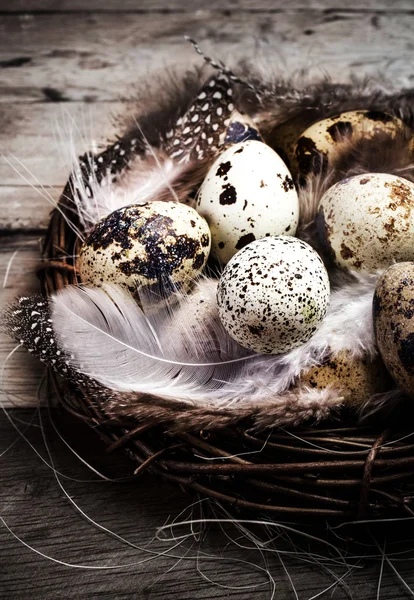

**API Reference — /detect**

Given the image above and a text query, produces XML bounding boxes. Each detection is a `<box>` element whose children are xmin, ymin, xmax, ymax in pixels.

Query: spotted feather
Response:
<box><xmin>66</xmin><ymin>134</ymin><xmax>145</xmax><ymax>233</ymax></box>
<box><xmin>3</xmin><ymin>295</ymin><xmax>94</xmax><ymax>389</ymax></box>
<box><xmin>164</xmin><ymin>74</ymin><xmax>235</xmax><ymax>163</ymax></box>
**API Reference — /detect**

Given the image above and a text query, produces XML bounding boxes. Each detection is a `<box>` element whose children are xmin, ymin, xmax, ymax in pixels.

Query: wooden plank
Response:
<box><xmin>1</xmin><ymin>407</ymin><xmax>414</xmax><ymax>599</ymax></box>
<box><xmin>1</xmin><ymin>8</ymin><xmax>414</xmax><ymax>231</ymax></box>
<box><xmin>0</xmin><ymin>235</ymin><xmax>44</xmax><ymax>407</ymax></box>
<box><xmin>0</xmin><ymin>101</ymin><xmax>128</xmax><ymax>230</ymax></box>
<box><xmin>3</xmin><ymin>0</ymin><xmax>414</xmax><ymax>12</ymax></box>
<box><xmin>0</xmin><ymin>186</ymin><xmax>57</xmax><ymax>230</ymax></box>
<box><xmin>0</xmin><ymin>12</ymin><xmax>413</xmax><ymax>104</ymax></box>
<box><xmin>0</xmin><ymin>102</ymin><xmax>125</xmax><ymax>188</ymax></box>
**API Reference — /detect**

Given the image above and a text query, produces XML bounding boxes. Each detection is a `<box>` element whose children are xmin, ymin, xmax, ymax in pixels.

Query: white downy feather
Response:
<box><xmin>51</xmin><ymin>271</ymin><xmax>379</xmax><ymax>410</ymax></box>
<box><xmin>70</xmin><ymin>150</ymin><xmax>193</xmax><ymax>234</ymax></box>
<box><xmin>52</xmin><ymin>282</ymin><xmax>255</xmax><ymax>405</ymax></box>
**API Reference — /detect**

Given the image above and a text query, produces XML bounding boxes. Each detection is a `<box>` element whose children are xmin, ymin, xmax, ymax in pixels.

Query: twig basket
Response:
<box><xmin>36</xmin><ymin>70</ymin><xmax>414</xmax><ymax>522</ymax></box>
<box><xmin>39</xmin><ymin>202</ymin><xmax>414</xmax><ymax>521</ymax></box>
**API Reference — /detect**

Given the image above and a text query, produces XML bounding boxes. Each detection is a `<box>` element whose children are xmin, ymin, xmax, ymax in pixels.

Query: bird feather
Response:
<box><xmin>51</xmin><ymin>283</ymin><xmax>257</xmax><ymax>404</ymax></box>
<box><xmin>48</xmin><ymin>272</ymin><xmax>380</xmax><ymax>410</ymax></box>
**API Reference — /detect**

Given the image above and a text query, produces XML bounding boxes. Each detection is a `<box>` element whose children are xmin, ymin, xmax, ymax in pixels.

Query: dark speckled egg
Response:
<box><xmin>374</xmin><ymin>262</ymin><xmax>414</xmax><ymax>397</ymax></box>
<box><xmin>299</xmin><ymin>350</ymin><xmax>391</xmax><ymax>407</ymax></box>
<box><xmin>295</xmin><ymin>110</ymin><xmax>406</xmax><ymax>180</ymax></box>
<box><xmin>217</xmin><ymin>236</ymin><xmax>330</xmax><ymax>354</ymax></box>
<box><xmin>79</xmin><ymin>201</ymin><xmax>211</xmax><ymax>297</ymax></box>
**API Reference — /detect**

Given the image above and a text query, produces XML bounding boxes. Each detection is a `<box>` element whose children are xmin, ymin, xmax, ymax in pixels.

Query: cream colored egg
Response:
<box><xmin>79</xmin><ymin>201</ymin><xmax>211</xmax><ymax>298</ymax></box>
<box><xmin>299</xmin><ymin>350</ymin><xmax>391</xmax><ymax>407</ymax></box>
<box><xmin>374</xmin><ymin>262</ymin><xmax>414</xmax><ymax>397</ymax></box>
<box><xmin>317</xmin><ymin>173</ymin><xmax>414</xmax><ymax>271</ymax></box>
<box><xmin>295</xmin><ymin>110</ymin><xmax>406</xmax><ymax>179</ymax></box>
<box><xmin>217</xmin><ymin>236</ymin><xmax>330</xmax><ymax>354</ymax></box>
<box><xmin>196</xmin><ymin>140</ymin><xmax>299</xmax><ymax>264</ymax></box>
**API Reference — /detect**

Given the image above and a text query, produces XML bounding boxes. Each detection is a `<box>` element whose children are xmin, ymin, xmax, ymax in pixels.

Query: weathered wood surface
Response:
<box><xmin>1</xmin><ymin>407</ymin><xmax>414</xmax><ymax>600</ymax></box>
<box><xmin>0</xmin><ymin>236</ymin><xmax>44</xmax><ymax>407</ymax></box>
<box><xmin>1</xmin><ymin>11</ymin><xmax>414</xmax><ymax>231</ymax></box>
<box><xmin>4</xmin><ymin>0</ymin><xmax>414</xmax><ymax>11</ymax></box>
<box><xmin>2</xmin><ymin>3</ymin><xmax>414</xmax><ymax>597</ymax></box>
<box><xmin>0</xmin><ymin>103</ymin><xmax>125</xmax><ymax>184</ymax></box>
<box><xmin>1</xmin><ymin>11</ymin><xmax>413</xmax><ymax>106</ymax></box>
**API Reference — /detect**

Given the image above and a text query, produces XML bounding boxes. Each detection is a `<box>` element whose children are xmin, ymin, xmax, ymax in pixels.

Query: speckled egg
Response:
<box><xmin>373</xmin><ymin>262</ymin><xmax>414</xmax><ymax>397</ymax></box>
<box><xmin>196</xmin><ymin>140</ymin><xmax>299</xmax><ymax>264</ymax></box>
<box><xmin>217</xmin><ymin>236</ymin><xmax>330</xmax><ymax>354</ymax></box>
<box><xmin>295</xmin><ymin>110</ymin><xmax>406</xmax><ymax>179</ymax></box>
<box><xmin>317</xmin><ymin>173</ymin><xmax>414</xmax><ymax>271</ymax></box>
<box><xmin>299</xmin><ymin>350</ymin><xmax>391</xmax><ymax>407</ymax></box>
<box><xmin>262</xmin><ymin>110</ymin><xmax>319</xmax><ymax>177</ymax></box>
<box><xmin>79</xmin><ymin>201</ymin><xmax>211</xmax><ymax>297</ymax></box>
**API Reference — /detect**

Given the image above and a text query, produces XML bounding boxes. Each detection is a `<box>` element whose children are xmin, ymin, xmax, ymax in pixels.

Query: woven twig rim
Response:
<box><xmin>36</xmin><ymin>198</ymin><xmax>414</xmax><ymax>521</ymax></box>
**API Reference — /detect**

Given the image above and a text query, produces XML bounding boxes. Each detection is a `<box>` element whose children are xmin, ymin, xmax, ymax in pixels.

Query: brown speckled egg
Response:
<box><xmin>373</xmin><ymin>262</ymin><xmax>414</xmax><ymax>397</ymax></box>
<box><xmin>300</xmin><ymin>350</ymin><xmax>391</xmax><ymax>407</ymax></box>
<box><xmin>261</xmin><ymin>111</ymin><xmax>319</xmax><ymax>177</ymax></box>
<box><xmin>79</xmin><ymin>201</ymin><xmax>211</xmax><ymax>296</ymax></box>
<box><xmin>317</xmin><ymin>173</ymin><xmax>414</xmax><ymax>272</ymax></box>
<box><xmin>217</xmin><ymin>236</ymin><xmax>330</xmax><ymax>354</ymax></box>
<box><xmin>295</xmin><ymin>110</ymin><xmax>406</xmax><ymax>179</ymax></box>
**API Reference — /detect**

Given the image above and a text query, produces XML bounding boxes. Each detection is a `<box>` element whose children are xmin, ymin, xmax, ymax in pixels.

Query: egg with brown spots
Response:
<box><xmin>196</xmin><ymin>140</ymin><xmax>299</xmax><ymax>264</ymax></box>
<box><xmin>317</xmin><ymin>173</ymin><xmax>414</xmax><ymax>272</ymax></box>
<box><xmin>295</xmin><ymin>110</ymin><xmax>406</xmax><ymax>180</ymax></box>
<box><xmin>79</xmin><ymin>201</ymin><xmax>211</xmax><ymax>298</ymax></box>
<box><xmin>217</xmin><ymin>236</ymin><xmax>330</xmax><ymax>354</ymax></box>
<box><xmin>374</xmin><ymin>262</ymin><xmax>414</xmax><ymax>397</ymax></box>
<box><xmin>299</xmin><ymin>350</ymin><xmax>391</xmax><ymax>407</ymax></box>
<box><xmin>261</xmin><ymin>110</ymin><xmax>319</xmax><ymax>178</ymax></box>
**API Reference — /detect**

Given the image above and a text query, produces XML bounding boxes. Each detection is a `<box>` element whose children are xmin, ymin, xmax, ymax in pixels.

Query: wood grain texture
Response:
<box><xmin>0</xmin><ymin>102</ymin><xmax>126</xmax><ymax>230</ymax></box>
<box><xmin>0</xmin><ymin>186</ymin><xmax>57</xmax><ymax>230</ymax></box>
<box><xmin>1</xmin><ymin>408</ymin><xmax>414</xmax><ymax>600</ymax></box>
<box><xmin>0</xmin><ymin>11</ymin><xmax>413</xmax><ymax>105</ymax></box>
<box><xmin>3</xmin><ymin>0</ymin><xmax>414</xmax><ymax>12</ymax></box>
<box><xmin>2</xmin><ymin>10</ymin><xmax>414</xmax><ymax>231</ymax></box>
<box><xmin>0</xmin><ymin>103</ymin><xmax>125</xmax><ymax>185</ymax></box>
<box><xmin>0</xmin><ymin>235</ymin><xmax>44</xmax><ymax>407</ymax></box>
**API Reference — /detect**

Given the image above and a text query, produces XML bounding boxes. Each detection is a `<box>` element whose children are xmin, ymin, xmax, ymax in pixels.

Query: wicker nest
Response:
<box><xmin>28</xmin><ymin>69</ymin><xmax>414</xmax><ymax>522</ymax></box>
<box><xmin>38</xmin><ymin>196</ymin><xmax>414</xmax><ymax>522</ymax></box>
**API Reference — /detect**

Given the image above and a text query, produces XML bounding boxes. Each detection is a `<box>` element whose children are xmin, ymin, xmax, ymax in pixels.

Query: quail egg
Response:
<box><xmin>299</xmin><ymin>350</ymin><xmax>391</xmax><ymax>407</ymax></box>
<box><xmin>79</xmin><ymin>201</ymin><xmax>211</xmax><ymax>298</ymax></box>
<box><xmin>295</xmin><ymin>110</ymin><xmax>406</xmax><ymax>179</ymax></box>
<box><xmin>374</xmin><ymin>262</ymin><xmax>414</xmax><ymax>397</ymax></box>
<box><xmin>197</xmin><ymin>140</ymin><xmax>299</xmax><ymax>264</ymax></box>
<box><xmin>317</xmin><ymin>173</ymin><xmax>414</xmax><ymax>271</ymax></box>
<box><xmin>217</xmin><ymin>236</ymin><xmax>330</xmax><ymax>354</ymax></box>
